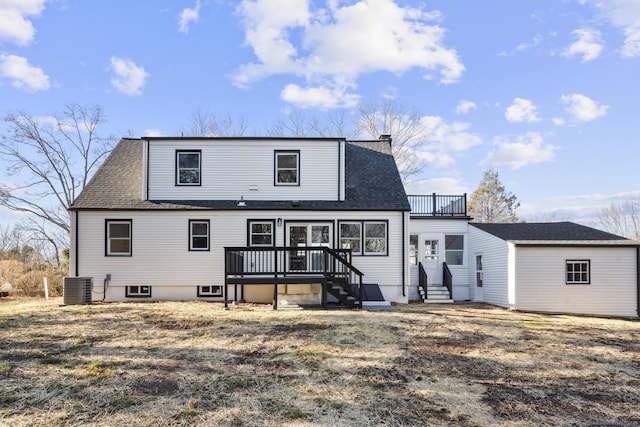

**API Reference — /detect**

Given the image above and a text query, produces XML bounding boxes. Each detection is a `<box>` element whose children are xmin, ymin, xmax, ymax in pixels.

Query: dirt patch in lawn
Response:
<box><xmin>1</xmin><ymin>299</ymin><xmax>638</xmax><ymax>426</ymax></box>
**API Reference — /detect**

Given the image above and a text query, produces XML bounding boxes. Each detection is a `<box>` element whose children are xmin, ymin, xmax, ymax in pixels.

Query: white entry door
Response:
<box><xmin>287</xmin><ymin>223</ymin><xmax>332</xmax><ymax>271</ymax></box>
<box><xmin>420</xmin><ymin>235</ymin><xmax>442</xmax><ymax>285</ymax></box>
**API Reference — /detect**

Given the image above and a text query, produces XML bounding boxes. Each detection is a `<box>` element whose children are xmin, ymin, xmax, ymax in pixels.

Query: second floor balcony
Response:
<box><xmin>408</xmin><ymin>194</ymin><xmax>468</xmax><ymax>217</ymax></box>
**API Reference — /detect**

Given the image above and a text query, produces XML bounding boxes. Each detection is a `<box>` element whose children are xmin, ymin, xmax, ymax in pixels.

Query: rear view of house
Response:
<box><xmin>69</xmin><ymin>136</ymin><xmax>411</xmax><ymax>307</ymax></box>
<box><xmin>469</xmin><ymin>222</ymin><xmax>640</xmax><ymax>317</ymax></box>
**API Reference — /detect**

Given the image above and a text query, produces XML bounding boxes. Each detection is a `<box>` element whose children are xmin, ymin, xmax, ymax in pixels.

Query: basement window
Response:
<box><xmin>197</xmin><ymin>285</ymin><xmax>223</xmax><ymax>297</ymax></box>
<box><xmin>566</xmin><ymin>260</ymin><xmax>590</xmax><ymax>284</ymax></box>
<box><xmin>126</xmin><ymin>285</ymin><xmax>151</xmax><ymax>298</ymax></box>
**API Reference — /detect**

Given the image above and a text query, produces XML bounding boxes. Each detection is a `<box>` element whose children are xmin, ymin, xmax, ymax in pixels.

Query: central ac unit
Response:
<box><xmin>63</xmin><ymin>277</ymin><xmax>93</xmax><ymax>305</ymax></box>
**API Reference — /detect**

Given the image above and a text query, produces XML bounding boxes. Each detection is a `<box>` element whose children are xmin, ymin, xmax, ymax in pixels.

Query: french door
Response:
<box><xmin>287</xmin><ymin>223</ymin><xmax>332</xmax><ymax>272</ymax></box>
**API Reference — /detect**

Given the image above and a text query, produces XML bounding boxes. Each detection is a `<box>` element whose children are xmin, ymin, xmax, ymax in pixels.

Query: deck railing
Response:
<box><xmin>408</xmin><ymin>194</ymin><xmax>467</xmax><ymax>217</ymax></box>
<box><xmin>224</xmin><ymin>246</ymin><xmax>364</xmax><ymax>308</ymax></box>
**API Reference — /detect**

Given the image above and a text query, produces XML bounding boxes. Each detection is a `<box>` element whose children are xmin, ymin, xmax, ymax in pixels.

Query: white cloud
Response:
<box><xmin>178</xmin><ymin>0</ymin><xmax>201</xmax><ymax>34</ymax></box>
<box><xmin>0</xmin><ymin>0</ymin><xmax>47</xmax><ymax>46</ymax></box>
<box><xmin>0</xmin><ymin>54</ymin><xmax>49</xmax><ymax>91</ymax></box>
<box><xmin>281</xmin><ymin>83</ymin><xmax>360</xmax><ymax>109</ymax></box>
<box><xmin>581</xmin><ymin>0</ymin><xmax>640</xmax><ymax>57</ymax></box>
<box><xmin>481</xmin><ymin>132</ymin><xmax>558</xmax><ymax>170</ymax></box>
<box><xmin>455</xmin><ymin>100</ymin><xmax>476</xmax><ymax>115</ymax></box>
<box><xmin>411</xmin><ymin>116</ymin><xmax>482</xmax><ymax>168</ymax></box>
<box><xmin>561</xmin><ymin>28</ymin><xmax>603</xmax><ymax>62</ymax></box>
<box><xmin>144</xmin><ymin>129</ymin><xmax>163</xmax><ymax>137</ymax></box>
<box><xmin>516</xmin><ymin>34</ymin><xmax>543</xmax><ymax>52</ymax></box>
<box><xmin>234</xmin><ymin>0</ymin><xmax>464</xmax><ymax>109</ymax></box>
<box><xmin>505</xmin><ymin>98</ymin><xmax>541</xmax><ymax>123</ymax></box>
<box><xmin>110</xmin><ymin>57</ymin><xmax>149</xmax><ymax>96</ymax></box>
<box><xmin>560</xmin><ymin>93</ymin><xmax>609</xmax><ymax>122</ymax></box>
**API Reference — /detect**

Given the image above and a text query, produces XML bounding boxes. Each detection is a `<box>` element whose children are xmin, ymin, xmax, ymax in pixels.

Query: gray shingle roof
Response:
<box><xmin>471</xmin><ymin>222</ymin><xmax>637</xmax><ymax>245</ymax></box>
<box><xmin>70</xmin><ymin>137</ymin><xmax>410</xmax><ymax>211</ymax></box>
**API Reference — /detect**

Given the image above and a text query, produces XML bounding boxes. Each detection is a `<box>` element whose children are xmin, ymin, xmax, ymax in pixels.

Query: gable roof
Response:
<box><xmin>470</xmin><ymin>222</ymin><xmax>638</xmax><ymax>246</ymax></box>
<box><xmin>70</xmin><ymin>137</ymin><xmax>410</xmax><ymax>211</ymax></box>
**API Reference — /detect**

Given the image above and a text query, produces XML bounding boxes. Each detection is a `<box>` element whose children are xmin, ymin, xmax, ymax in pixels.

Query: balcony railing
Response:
<box><xmin>408</xmin><ymin>194</ymin><xmax>467</xmax><ymax>217</ymax></box>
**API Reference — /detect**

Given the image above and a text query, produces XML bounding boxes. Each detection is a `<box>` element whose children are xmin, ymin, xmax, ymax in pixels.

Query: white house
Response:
<box><xmin>69</xmin><ymin>136</ymin><xmax>412</xmax><ymax>308</ymax></box>
<box><xmin>67</xmin><ymin>135</ymin><xmax>640</xmax><ymax>317</ymax></box>
<box><xmin>469</xmin><ymin>222</ymin><xmax>640</xmax><ymax>317</ymax></box>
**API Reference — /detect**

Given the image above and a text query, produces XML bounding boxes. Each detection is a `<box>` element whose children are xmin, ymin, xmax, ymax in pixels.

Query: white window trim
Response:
<box><xmin>275</xmin><ymin>151</ymin><xmax>300</xmax><ymax>186</ymax></box>
<box><xmin>566</xmin><ymin>260</ymin><xmax>590</xmax><ymax>285</ymax></box>
<box><xmin>176</xmin><ymin>150</ymin><xmax>201</xmax><ymax>186</ymax></box>
<box><xmin>249</xmin><ymin>221</ymin><xmax>274</xmax><ymax>247</ymax></box>
<box><xmin>106</xmin><ymin>220</ymin><xmax>131</xmax><ymax>256</ymax></box>
<box><xmin>189</xmin><ymin>220</ymin><xmax>210</xmax><ymax>251</ymax></box>
<box><xmin>197</xmin><ymin>285</ymin><xmax>223</xmax><ymax>297</ymax></box>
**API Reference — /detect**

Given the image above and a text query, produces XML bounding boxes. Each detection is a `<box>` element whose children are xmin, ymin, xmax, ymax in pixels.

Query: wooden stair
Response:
<box><xmin>327</xmin><ymin>280</ymin><xmax>360</xmax><ymax>308</ymax></box>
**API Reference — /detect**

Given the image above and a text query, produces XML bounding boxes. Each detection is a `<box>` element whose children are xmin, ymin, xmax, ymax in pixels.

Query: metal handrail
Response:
<box><xmin>443</xmin><ymin>262</ymin><xmax>453</xmax><ymax>299</ymax></box>
<box><xmin>418</xmin><ymin>262</ymin><xmax>428</xmax><ymax>299</ymax></box>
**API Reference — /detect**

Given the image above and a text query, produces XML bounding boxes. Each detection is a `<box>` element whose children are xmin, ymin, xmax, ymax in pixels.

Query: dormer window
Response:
<box><xmin>274</xmin><ymin>151</ymin><xmax>299</xmax><ymax>186</ymax></box>
<box><xmin>176</xmin><ymin>150</ymin><xmax>201</xmax><ymax>185</ymax></box>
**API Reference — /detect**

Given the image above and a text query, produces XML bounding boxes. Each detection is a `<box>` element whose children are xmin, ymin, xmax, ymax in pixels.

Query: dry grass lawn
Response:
<box><xmin>1</xmin><ymin>299</ymin><xmax>639</xmax><ymax>426</ymax></box>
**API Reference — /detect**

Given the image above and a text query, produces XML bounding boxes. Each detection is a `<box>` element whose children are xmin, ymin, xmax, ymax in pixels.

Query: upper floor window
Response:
<box><xmin>106</xmin><ymin>220</ymin><xmax>131</xmax><ymax>256</ymax></box>
<box><xmin>445</xmin><ymin>235</ymin><xmax>464</xmax><ymax>265</ymax></box>
<box><xmin>275</xmin><ymin>151</ymin><xmax>299</xmax><ymax>186</ymax></box>
<box><xmin>189</xmin><ymin>220</ymin><xmax>210</xmax><ymax>251</ymax></box>
<box><xmin>248</xmin><ymin>220</ymin><xmax>274</xmax><ymax>246</ymax></box>
<box><xmin>566</xmin><ymin>260</ymin><xmax>590</xmax><ymax>284</ymax></box>
<box><xmin>176</xmin><ymin>150</ymin><xmax>201</xmax><ymax>185</ymax></box>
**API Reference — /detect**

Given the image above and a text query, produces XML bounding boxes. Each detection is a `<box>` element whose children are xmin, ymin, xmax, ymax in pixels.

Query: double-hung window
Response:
<box><xmin>274</xmin><ymin>151</ymin><xmax>299</xmax><ymax>185</ymax></box>
<box><xmin>106</xmin><ymin>220</ymin><xmax>131</xmax><ymax>256</ymax></box>
<box><xmin>339</xmin><ymin>222</ymin><xmax>362</xmax><ymax>252</ymax></box>
<box><xmin>445</xmin><ymin>235</ymin><xmax>464</xmax><ymax>265</ymax></box>
<box><xmin>338</xmin><ymin>221</ymin><xmax>387</xmax><ymax>255</ymax></box>
<box><xmin>364</xmin><ymin>222</ymin><xmax>387</xmax><ymax>255</ymax></box>
<box><xmin>566</xmin><ymin>260</ymin><xmax>590</xmax><ymax>284</ymax></box>
<box><xmin>176</xmin><ymin>150</ymin><xmax>201</xmax><ymax>185</ymax></box>
<box><xmin>189</xmin><ymin>220</ymin><xmax>210</xmax><ymax>251</ymax></box>
<box><xmin>249</xmin><ymin>221</ymin><xmax>274</xmax><ymax>246</ymax></box>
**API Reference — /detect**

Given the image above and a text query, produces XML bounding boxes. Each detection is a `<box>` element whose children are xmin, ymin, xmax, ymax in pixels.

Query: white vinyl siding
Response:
<box><xmin>514</xmin><ymin>247</ymin><xmax>637</xmax><ymax>317</ymax></box>
<box><xmin>408</xmin><ymin>218</ymin><xmax>470</xmax><ymax>301</ymax></box>
<box><xmin>75</xmin><ymin>209</ymin><xmax>408</xmax><ymax>304</ymax></box>
<box><xmin>148</xmin><ymin>139</ymin><xmax>341</xmax><ymax>201</ymax></box>
<box><xmin>468</xmin><ymin>225</ymin><xmax>510</xmax><ymax>306</ymax></box>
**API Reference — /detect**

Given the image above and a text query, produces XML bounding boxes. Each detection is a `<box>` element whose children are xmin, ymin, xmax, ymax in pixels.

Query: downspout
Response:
<box><xmin>402</xmin><ymin>211</ymin><xmax>406</xmax><ymax>297</ymax></box>
<box><xmin>637</xmin><ymin>246</ymin><xmax>639</xmax><ymax>318</ymax></box>
<box><xmin>337</xmin><ymin>140</ymin><xmax>341</xmax><ymax>201</ymax></box>
<box><xmin>74</xmin><ymin>211</ymin><xmax>79</xmax><ymax>277</ymax></box>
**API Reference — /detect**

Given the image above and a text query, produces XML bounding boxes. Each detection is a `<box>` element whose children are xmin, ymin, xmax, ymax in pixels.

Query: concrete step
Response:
<box><xmin>423</xmin><ymin>299</ymin><xmax>454</xmax><ymax>304</ymax></box>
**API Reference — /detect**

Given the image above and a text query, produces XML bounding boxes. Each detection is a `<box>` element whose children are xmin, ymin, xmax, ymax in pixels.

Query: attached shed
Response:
<box><xmin>469</xmin><ymin>222</ymin><xmax>640</xmax><ymax>318</ymax></box>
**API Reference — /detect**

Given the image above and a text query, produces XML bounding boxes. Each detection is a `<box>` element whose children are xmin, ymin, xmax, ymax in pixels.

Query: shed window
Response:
<box><xmin>566</xmin><ymin>260</ymin><xmax>590</xmax><ymax>284</ymax></box>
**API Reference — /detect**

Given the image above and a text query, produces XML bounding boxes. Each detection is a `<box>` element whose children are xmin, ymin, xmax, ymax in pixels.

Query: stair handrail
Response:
<box><xmin>325</xmin><ymin>248</ymin><xmax>364</xmax><ymax>307</ymax></box>
<box><xmin>442</xmin><ymin>262</ymin><xmax>453</xmax><ymax>300</ymax></box>
<box><xmin>418</xmin><ymin>262</ymin><xmax>428</xmax><ymax>300</ymax></box>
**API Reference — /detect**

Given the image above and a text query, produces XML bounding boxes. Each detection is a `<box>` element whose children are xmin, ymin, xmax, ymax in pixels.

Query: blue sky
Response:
<box><xmin>1</xmin><ymin>0</ymin><xmax>639</xmax><ymax>226</ymax></box>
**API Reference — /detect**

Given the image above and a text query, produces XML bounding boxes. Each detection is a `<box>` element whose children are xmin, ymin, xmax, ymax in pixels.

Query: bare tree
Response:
<box><xmin>265</xmin><ymin>110</ymin><xmax>351</xmax><ymax>138</ymax></box>
<box><xmin>355</xmin><ymin>98</ymin><xmax>427</xmax><ymax>181</ymax></box>
<box><xmin>179</xmin><ymin>109</ymin><xmax>249</xmax><ymax>137</ymax></box>
<box><xmin>0</xmin><ymin>104</ymin><xmax>116</xmax><ymax>255</ymax></box>
<box><xmin>468</xmin><ymin>169</ymin><xmax>520</xmax><ymax>223</ymax></box>
<box><xmin>592</xmin><ymin>200</ymin><xmax>640</xmax><ymax>240</ymax></box>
